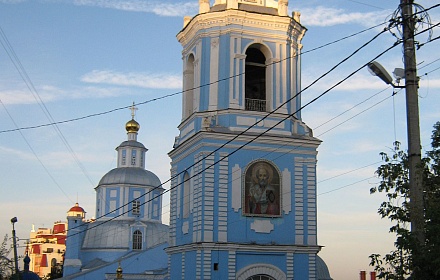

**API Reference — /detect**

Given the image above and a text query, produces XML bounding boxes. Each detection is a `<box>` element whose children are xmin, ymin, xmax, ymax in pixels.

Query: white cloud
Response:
<box><xmin>0</xmin><ymin>0</ymin><xmax>25</xmax><ymax>3</ymax></box>
<box><xmin>81</xmin><ymin>70</ymin><xmax>182</xmax><ymax>89</ymax></box>
<box><xmin>297</xmin><ymin>6</ymin><xmax>390</xmax><ymax>27</ymax></box>
<box><xmin>0</xmin><ymin>85</ymin><xmax>124</xmax><ymax>105</ymax></box>
<box><xmin>72</xmin><ymin>0</ymin><xmax>198</xmax><ymax>17</ymax></box>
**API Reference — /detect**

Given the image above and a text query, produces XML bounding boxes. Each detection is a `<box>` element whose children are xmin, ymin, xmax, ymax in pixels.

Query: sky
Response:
<box><xmin>0</xmin><ymin>0</ymin><xmax>439</xmax><ymax>279</ymax></box>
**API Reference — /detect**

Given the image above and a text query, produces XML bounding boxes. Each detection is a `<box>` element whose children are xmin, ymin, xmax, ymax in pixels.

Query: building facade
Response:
<box><xmin>167</xmin><ymin>0</ymin><xmax>330</xmax><ymax>279</ymax></box>
<box><xmin>28</xmin><ymin>222</ymin><xmax>66</xmax><ymax>278</ymax></box>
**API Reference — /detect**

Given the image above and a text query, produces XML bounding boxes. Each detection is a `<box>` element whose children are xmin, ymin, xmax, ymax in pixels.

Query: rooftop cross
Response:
<box><xmin>130</xmin><ymin>102</ymin><xmax>138</xmax><ymax>119</ymax></box>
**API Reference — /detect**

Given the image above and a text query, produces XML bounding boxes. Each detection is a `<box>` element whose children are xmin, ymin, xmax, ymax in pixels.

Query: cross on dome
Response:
<box><xmin>130</xmin><ymin>102</ymin><xmax>138</xmax><ymax>119</ymax></box>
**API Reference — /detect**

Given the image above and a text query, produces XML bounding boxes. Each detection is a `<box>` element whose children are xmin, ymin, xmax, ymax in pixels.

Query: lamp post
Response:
<box><xmin>11</xmin><ymin>217</ymin><xmax>19</xmax><ymax>278</ymax></box>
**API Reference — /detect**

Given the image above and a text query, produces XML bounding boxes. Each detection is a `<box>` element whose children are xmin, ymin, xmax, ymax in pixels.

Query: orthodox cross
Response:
<box><xmin>130</xmin><ymin>102</ymin><xmax>138</xmax><ymax>119</ymax></box>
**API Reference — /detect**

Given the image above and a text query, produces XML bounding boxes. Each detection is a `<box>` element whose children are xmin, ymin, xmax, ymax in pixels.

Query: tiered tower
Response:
<box><xmin>167</xmin><ymin>0</ymin><xmax>323</xmax><ymax>279</ymax></box>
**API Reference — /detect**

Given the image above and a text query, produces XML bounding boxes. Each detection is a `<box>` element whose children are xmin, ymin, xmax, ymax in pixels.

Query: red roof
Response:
<box><xmin>68</xmin><ymin>203</ymin><xmax>85</xmax><ymax>213</ymax></box>
<box><xmin>53</xmin><ymin>223</ymin><xmax>66</xmax><ymax>234</ymax></box>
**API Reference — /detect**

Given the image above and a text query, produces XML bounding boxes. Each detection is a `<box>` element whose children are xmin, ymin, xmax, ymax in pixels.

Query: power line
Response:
<box><xmin>57</xmin><ymin>12</ymin><xmax>440</xmax><ymax>240</ymax></box>
<box><xmin>0</xmin><ymin>99</ymin><xmax>74</xmax><ymax>204</ymax></box>
<box><xmin>69</xmin><ymin>81</ymin><xmax>398</xmax><ymax>247</ymax></box>
<box><xmin>66</xmin><ymin>28</ymin><xmax>401</xmax><ymax>238</ymax></box>
<box><xmin>0</xmin><ymin>25</ymin><xmax>96</xmax><ymax>192</ymax></box>
<box><xmin>62</xmin><ymin>82</ymin><xmax>404</xmax><ymax>247</ymax></box>
<box><xmin>61</xmin><ymin>6</ymin><xmax>440</xmax><ymax>245</ymax></box>
<box><xmin>0</xmin><ymin>22</ymin><xmax>389</xmax><ymax>134</ymax></box>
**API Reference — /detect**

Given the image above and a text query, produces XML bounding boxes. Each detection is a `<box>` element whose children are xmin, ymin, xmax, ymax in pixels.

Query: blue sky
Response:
<box><xmin>0</xmin><ymin>0</ymin><xmax>439</xmax><ymax>279</ymax></box>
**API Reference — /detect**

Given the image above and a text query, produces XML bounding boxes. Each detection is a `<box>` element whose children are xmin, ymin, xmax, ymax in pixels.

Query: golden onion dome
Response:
<box><xmin>126</xmin><ymin>118</ymin><xmax>140</xmax><ymax>133</ymax></box>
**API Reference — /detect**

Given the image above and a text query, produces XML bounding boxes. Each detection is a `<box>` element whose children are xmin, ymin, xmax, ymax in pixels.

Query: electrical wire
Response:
<box><xmin>0</xmin><ymin>99</ymin><xmax>74</xmax><ymax>204</ymax></box>
<box><xmin>0</xmin><ymin>21</ymin><xmax>389</xmax><ymax>134</ymax></box>
<box><xmin>28</xmin><ymin>7</ymin><xmax>440</xmax><ymax>241</ymax></box>
<box><xmin>65</xmin><ymin>28</ymin><xmax>401</xmax><ymax>239</ymax></box>
<box><xmin>0</xmin><ymin>25</ymin><xmax>96</xmax><ymax>192</ymax></box>
<box><xmin>60</xmin><ymin>9</ymin><xmax>440</xmax><ymax>248</ymax></box>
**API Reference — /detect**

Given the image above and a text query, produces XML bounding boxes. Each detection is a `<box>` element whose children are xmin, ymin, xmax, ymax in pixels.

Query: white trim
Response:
<box><xmin>250</xmin><ymin>219</ymin><xmax>274</xmax><ymax>233</ymax></box>
<box><xmin>236</xmin><ymin>263</ymin><xmax>286</xmax><ymax>280</ymax></box>
<box><xmin>232</xmin><ymin>164</ymin><xmax>242</xmax><ymax>212</ymax></box>
<box><xmin>282</xmin><ymin>168</ymin><xmax>291</xmax><ymax>214</ymax></box>
<box><xmin>209</xmin><ymin>37</ymin><xmax>219</xmax><ymax>111</ymax></box>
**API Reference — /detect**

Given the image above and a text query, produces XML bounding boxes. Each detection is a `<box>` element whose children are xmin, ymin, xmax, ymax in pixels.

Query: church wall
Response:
<box><xmin>170</xmin><ymin>134</ymin><xmax>319</xmax><ymax>248</ymax></box>
<box><xmin>294</xmin><ymin>253</ymin><xmax>313</xmax><ymax>280</ymax></box>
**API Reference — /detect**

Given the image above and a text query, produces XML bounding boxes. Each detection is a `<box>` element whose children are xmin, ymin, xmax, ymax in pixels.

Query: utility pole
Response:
<box><xmin>401</xmin><ymin>0</ymin><xmax>425</xmax><ymax>253</ymax></box>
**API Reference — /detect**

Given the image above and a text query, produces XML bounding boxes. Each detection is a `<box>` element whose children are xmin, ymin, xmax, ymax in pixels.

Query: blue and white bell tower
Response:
<box><xmin>167</xmin><ymin>0</ymin><xmax>326</xmax><ymax>279</ymax></box>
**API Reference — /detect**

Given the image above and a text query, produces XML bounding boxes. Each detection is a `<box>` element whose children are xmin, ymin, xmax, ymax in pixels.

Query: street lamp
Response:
<box><xmin>11</xmin><ymin>217</ymin><xmax>19</xmax><ymax>278</ymax></box>
<box><xmin>367</xmin><ymin>61</ymin><xmax>404</xmax><ymax>89</ymax></box>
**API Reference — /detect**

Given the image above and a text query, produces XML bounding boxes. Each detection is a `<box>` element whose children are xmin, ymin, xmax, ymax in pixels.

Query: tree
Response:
<box><xmin>0</xmin><ymin>234</ymin><xmax>13</xmax><ymax>280</ymax></box>
<box><xmin>369</xmin><ymin>122</ymin><xmax>440</xmax><ymax>279</ymax></box>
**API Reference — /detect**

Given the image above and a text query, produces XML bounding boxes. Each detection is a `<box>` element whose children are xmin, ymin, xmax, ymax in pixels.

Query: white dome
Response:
<box><xmin>98</xmin><ymin>167</ymin><xmax>161</xmax><ymax>188</ymax></box>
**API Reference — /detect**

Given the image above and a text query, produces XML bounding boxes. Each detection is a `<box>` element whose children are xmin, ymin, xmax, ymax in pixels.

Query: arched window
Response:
<box><xmin>133</xmin><ymin>230</ymin><xmax>142</xmax><ymax>250</ymax></box>
<box><xmin>183</xmin><ymin>54</ymin><xmax>195</xmax><ymax>119</ymax></box>
<box><xmin>183</xmin><ymin>172</ymin><xmax>190</xmax><ymax>218</ymax></box>
<box><xmin>245</xmin><ymin>46</ymin><xmax>267</xmax><ymax>112</ymax></box>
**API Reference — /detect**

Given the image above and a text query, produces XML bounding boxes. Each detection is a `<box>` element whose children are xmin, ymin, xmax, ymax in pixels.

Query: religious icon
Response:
<box><xmin>243</xmin><ymin>161</ymin><xmax>281</xmax><ymax>216</ymax></box>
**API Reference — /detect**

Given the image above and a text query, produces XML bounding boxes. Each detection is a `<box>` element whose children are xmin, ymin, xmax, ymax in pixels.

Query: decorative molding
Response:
<box><xmin>211</xmin><ymin>37</ymin><xmax>219</xmax><ymax>48</ymax></box>
<box><xmin>286</xmin><ymin>252</ymin><xmax>294</xmax><ymax>279</ymax></box>
<box><xmin>182</xmin><ymin>221</ymin><xmax>189</xmax><ymax>234</ymax></box>
<box><xmin>165</xmin><ymin>242</ymin><xmax>321</xmax><ymax>254</ymax></box>
<box><xmin>228</xmin><ymin>250</ymin><xmax>236</xmax><ymax>280</ymax></box>
<box><xmin>218</xmin><ymin>153</ymin><xmax>229</xmax><ymax>241</ymax></box>
<box><xmin>250</xmin><ymin>219</ymin><xmax>274</xmax><ymax>233</ymax></box>
<box><xmin>282</xmin><ymin>168</ymin><xmax>291</xmax><ymax>214</ymax></box>
<box><xmin>236</xmin><ymin>263</ymin><xmax>286</xmax><ymax>280</ymax></box>
<box><xmin>232</xmin><ymin>164</ymin><xmax>242</xmax><ymax>212</ymax></box>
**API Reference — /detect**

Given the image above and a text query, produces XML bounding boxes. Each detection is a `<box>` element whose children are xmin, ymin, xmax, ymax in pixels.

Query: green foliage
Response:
<box><xmin>369</xmin><ymin>122</ymin><xmax>440</xmax><ymax>279</ymax></box>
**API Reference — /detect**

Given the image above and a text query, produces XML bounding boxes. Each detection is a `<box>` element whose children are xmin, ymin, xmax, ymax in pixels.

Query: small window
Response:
<box><xmin>46</xmin><ymin>248</ymin><xmax>53</xmax><ymax>253</ymax></box>
<box><xmin>132</xmin><ymin>200</ymin><xmax>140</xmax><ymax>215</ymax></box>
<box><xmin>122</xmin><ymin>149</ymin><xmax>126</xmax><ymax>165</ymax></box>
<box><xmin>131</xmin><ymin>150</ymin><xmax>137</xmax><ymax>165</ymax></box>
<box><xmin>133</xmin><ymin>230</ymin><xmax>142</xmax><ymax>250</ymax></box>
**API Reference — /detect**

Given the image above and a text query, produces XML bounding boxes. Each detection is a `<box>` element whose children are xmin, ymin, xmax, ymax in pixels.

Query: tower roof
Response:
<box><xmin>98</xmin><ymin>167</ymin><xmax>162</xmax><ymax>188</ymax></box>
<box><xmin>68</xmin><ymin>203</ymin><xmax>85</xmax><ymax>213</ymax></box>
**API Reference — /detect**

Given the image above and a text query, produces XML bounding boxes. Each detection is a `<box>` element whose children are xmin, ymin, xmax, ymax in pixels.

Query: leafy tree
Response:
<box><xmin>369</xmin><ymin>122</ymin><xmax>440</xmax><ymax>279</ymax></box>
<box><xmin>0</xmin><ymin>234</ymin><xmax>13</xmax><ymax>280</ymax></box>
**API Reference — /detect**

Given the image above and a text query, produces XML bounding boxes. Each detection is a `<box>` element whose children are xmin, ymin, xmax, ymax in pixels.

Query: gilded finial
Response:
<box><xmin>126</xmin><ymin>102</ymin><xmax>140</xmax><ymax>133</ymax></box>
<box><xmin>116</xmin><ymin>261</ymin><xmax>123</xmax><ymax>279</ymax></box>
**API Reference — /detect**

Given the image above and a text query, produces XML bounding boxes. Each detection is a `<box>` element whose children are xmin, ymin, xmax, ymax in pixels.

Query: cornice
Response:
<box><xmin>168</xmin><ymin>129</ymin><xmax>320</xmax><ymax>164</ymax></box>
<box><xmin>177</xmin><ymin>9</ymin><xmax>305</xmax><ymax>49</ymax></box>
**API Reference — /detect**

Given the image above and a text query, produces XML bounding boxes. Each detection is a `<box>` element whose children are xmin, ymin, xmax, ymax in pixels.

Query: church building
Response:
<box><xmin>62</xmin><ymin>110</ymin><xmax>169</xmax><ymax>280</ymax></box>
<box><xmin>62</xmin><ymin>0</ymin><xmax>332</xmax><ymax>279</ymax></box>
